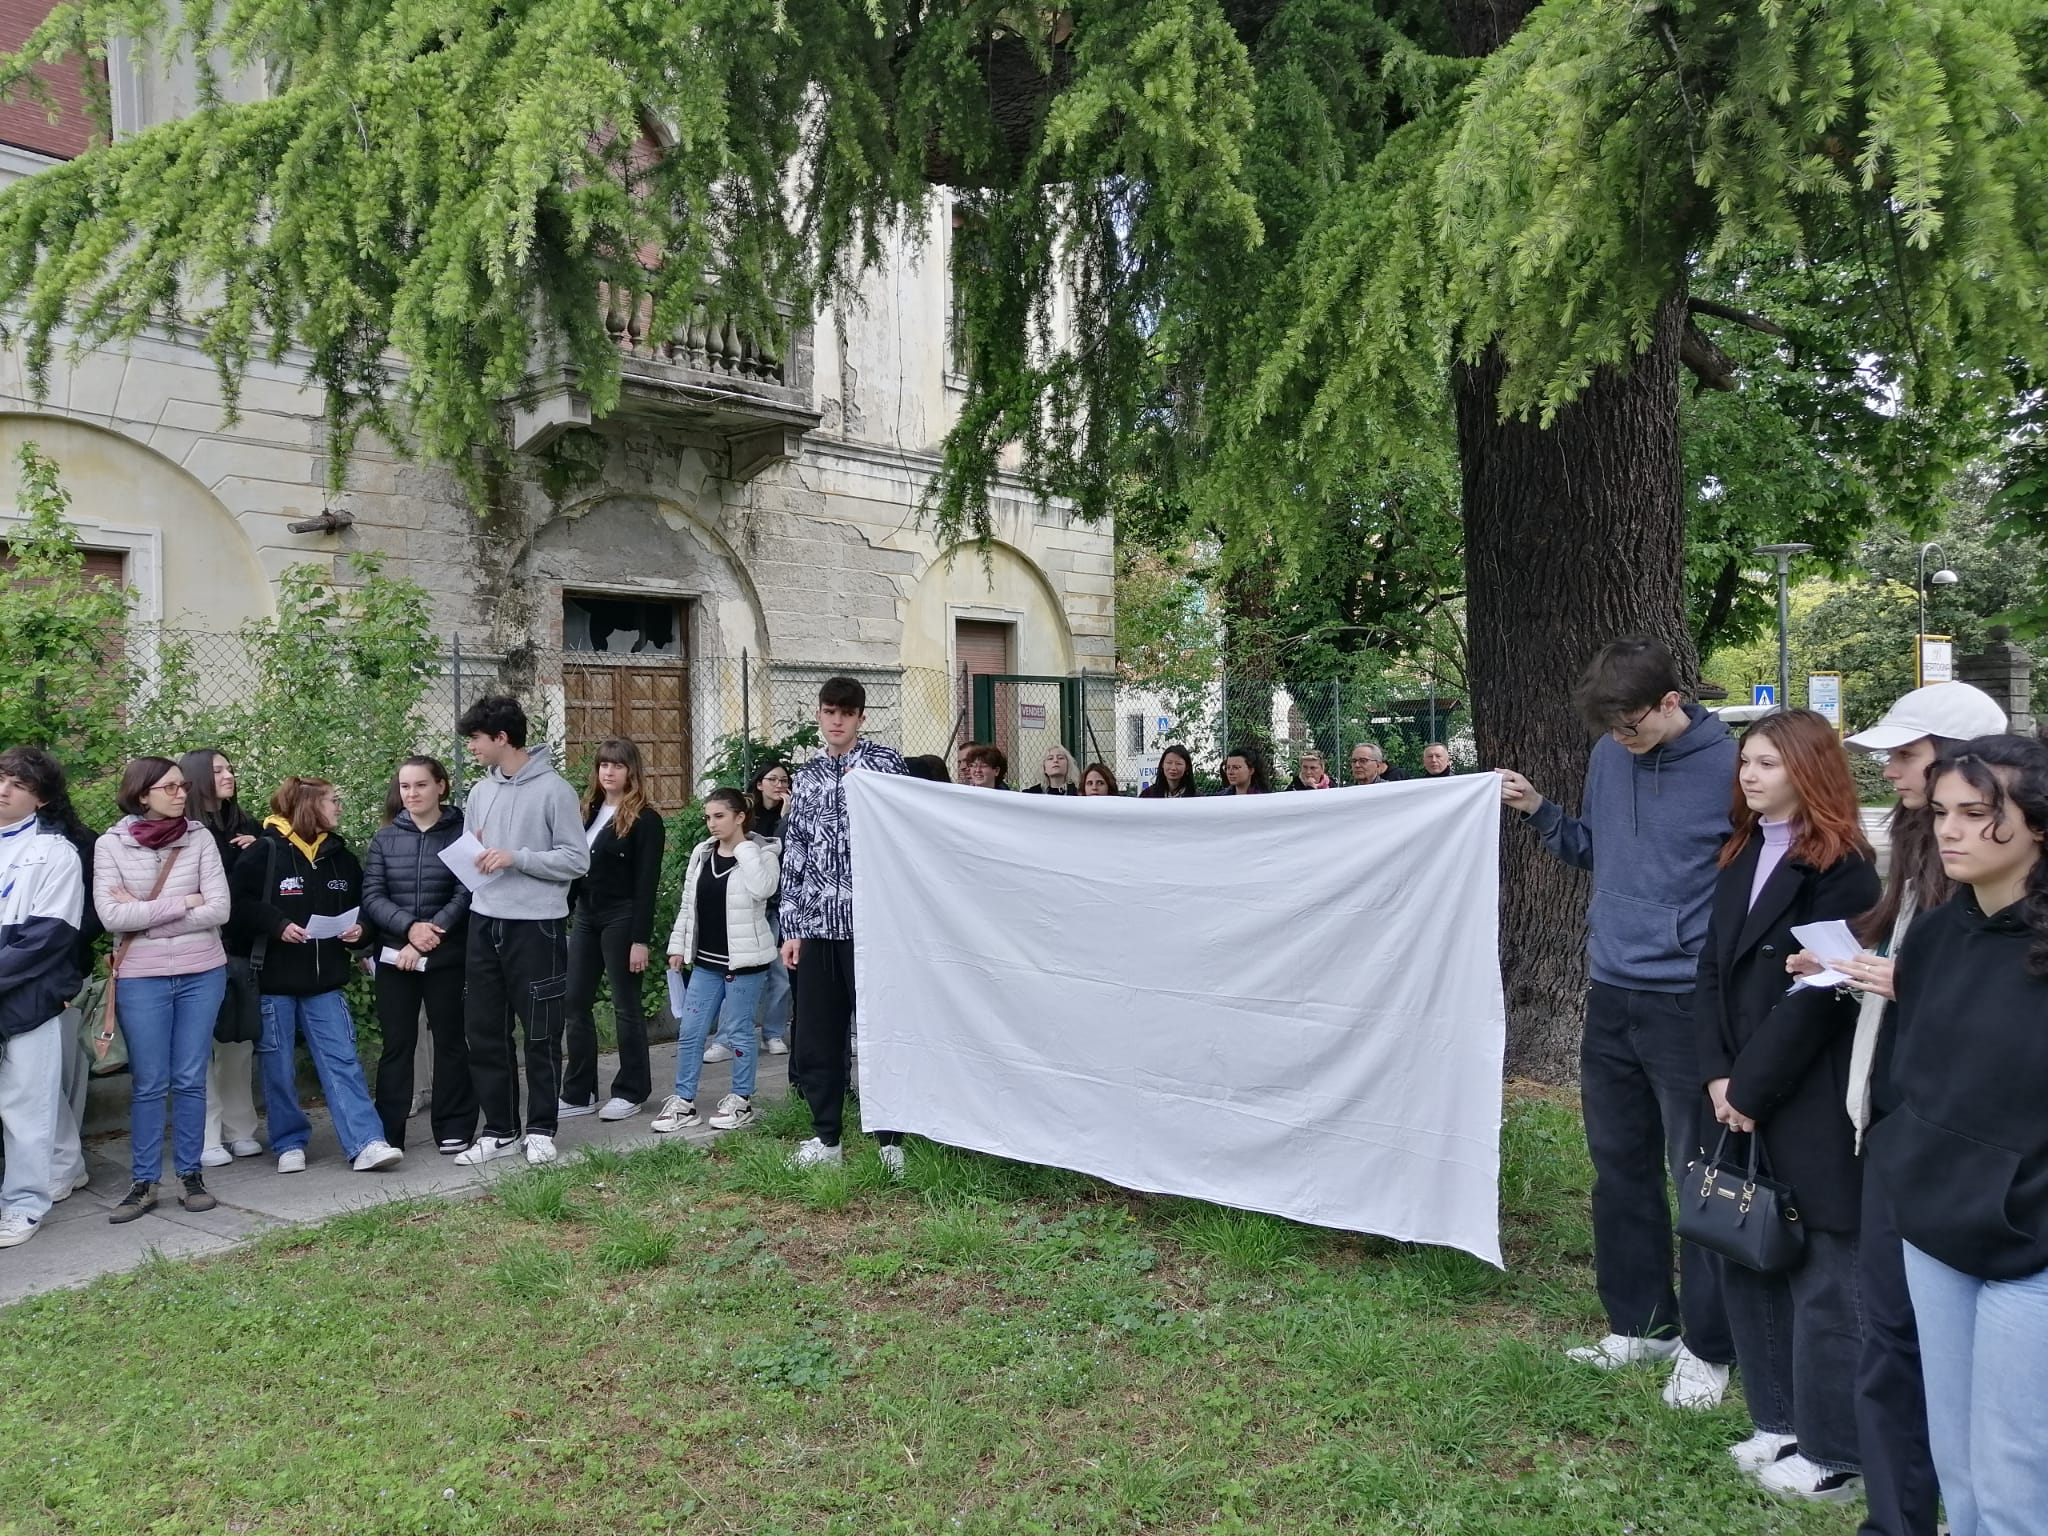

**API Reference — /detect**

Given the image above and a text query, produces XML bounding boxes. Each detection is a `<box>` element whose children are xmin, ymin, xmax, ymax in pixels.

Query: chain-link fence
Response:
<box><xmin>38</xmin><ymin>626</ymin><xmax>1474</xmax><ymax>815</ymax></box>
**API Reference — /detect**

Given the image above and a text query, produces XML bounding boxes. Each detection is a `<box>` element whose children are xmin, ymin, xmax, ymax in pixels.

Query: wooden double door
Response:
<box><xmin>563</xmin><ymin>658</ymin><xmax>690</xmax><ymax>811</ymax></box>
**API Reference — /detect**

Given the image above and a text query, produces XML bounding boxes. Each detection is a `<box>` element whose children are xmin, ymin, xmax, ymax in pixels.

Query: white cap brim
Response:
<box><xmin>1844</xmin><ymin>724</ymin><xmax>1921</xmax><ymax>752</ymax></box>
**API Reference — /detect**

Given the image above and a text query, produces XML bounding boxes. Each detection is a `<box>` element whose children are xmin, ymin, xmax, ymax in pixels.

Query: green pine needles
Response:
<box><xmin>0</xmin><ymin>0</ymin><xmax>2044</xmax><ymax>543</ymax></box>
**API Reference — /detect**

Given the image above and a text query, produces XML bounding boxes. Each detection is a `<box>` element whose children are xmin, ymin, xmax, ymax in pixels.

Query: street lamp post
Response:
<box><xmin>1754</xmin><ymin>544</ymin><xmax>1812</xmax><ymax>709</ymax></box>
<box><xmin>1916</xmin><ymin>541</ymin><xmax>1959</xmax><ymax>685</ymax></box>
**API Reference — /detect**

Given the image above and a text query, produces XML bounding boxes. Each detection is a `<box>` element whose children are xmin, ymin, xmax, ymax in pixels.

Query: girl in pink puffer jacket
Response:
<box><xmin>92</xmin><ymin>756</ymin><xmax>231</xmax><ymax>1222</ymax></box>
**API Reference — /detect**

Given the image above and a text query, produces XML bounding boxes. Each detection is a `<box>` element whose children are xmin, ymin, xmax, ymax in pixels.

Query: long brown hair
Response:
<box><xmin>581</xmin><ymin>737</ymin><xmax>650</xmax><ymax>836</ymax></box>
<box><xmin>1857</xmin><ymin>736</ymin><xmax>1967</xmax><ymax>946</ymax></box>
<box><xmin>1718</xmin><ymin>710</ymin><xmax>1872</xmax><ymax>871</ymax></box>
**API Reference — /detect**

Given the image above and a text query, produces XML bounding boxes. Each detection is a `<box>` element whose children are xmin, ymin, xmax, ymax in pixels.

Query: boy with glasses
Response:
<box><xmin>1497</xmin><ymin>636</ymin><xmax>1740</xmax><ymax>1408</ymax></box>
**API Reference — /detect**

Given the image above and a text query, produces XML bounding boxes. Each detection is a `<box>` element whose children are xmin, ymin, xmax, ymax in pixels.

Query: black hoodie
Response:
<box><xmin>1872</xmin><ymin>892</ymin><xmax>2048</xmax><ymax>1280</ymax></box>
<box><xmin>229</xmin><ymin>821</ymin><xmax>369</xmax><ymax>996</ymax></box>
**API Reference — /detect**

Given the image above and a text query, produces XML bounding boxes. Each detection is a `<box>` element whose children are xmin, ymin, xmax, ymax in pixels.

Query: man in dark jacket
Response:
<box><xmin>1498</xmin><ymin>637</ymin><xmax>1739</xmax><ymax>1408</ymax></box>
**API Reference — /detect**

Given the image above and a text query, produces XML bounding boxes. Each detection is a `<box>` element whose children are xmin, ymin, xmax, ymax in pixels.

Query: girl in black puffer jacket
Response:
<box><xmin>362</xmin><ymin>757</ymin><xmax>477</xmax><ymax>1154</ymax></box>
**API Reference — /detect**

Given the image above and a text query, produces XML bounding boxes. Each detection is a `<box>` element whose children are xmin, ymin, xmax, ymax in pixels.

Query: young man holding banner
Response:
<box><xmin>1498</xmin><ymin>637</ymin><xmax>1740</xmax><ymax>1410</ymax></box>
<box><xmin>779</xmin><ymin>676</ymin><xmax>909</xmax><ymax>1175</ymax></box>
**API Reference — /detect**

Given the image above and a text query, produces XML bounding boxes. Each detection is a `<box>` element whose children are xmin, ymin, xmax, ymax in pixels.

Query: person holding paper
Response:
<box><xmin>1872</xmin><ymin>733</ymin><xmax>2048</xmax><ymax>1536</ymax></box>
<box><xmin>1497</xmin><ymin>636</ymin><xmax>1739</xmax><ymax>1408</ymax></box>
<box><xmin>1805</xmin><ymin>679</ymin><xmax>2005</xmax><ymax>1536</ymax></box>
<box><xmin>453</xmin><ymin>695</ymin><xmax>589</xmax><ymax>1169</ymax></box>
<box><xmin>229</xmin><ymin>776</ymin><xmax>400</xmax><ymax>1175</ymax></box>
<box><xmin>1693</xmin><ymin>710</ymin><xmax>1880</xmax><ymax>1502</ymax></box>
<box><xmin>362</xmin><ymin>756</ymin><xmax>477</xmax><ymax>1155</ymax></box>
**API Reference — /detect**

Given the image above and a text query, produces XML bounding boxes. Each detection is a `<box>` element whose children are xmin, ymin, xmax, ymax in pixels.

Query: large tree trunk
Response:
<box><xmin>1457</xmin><ymin>292</ymin><xmax>1698</xmax><ymax>1080</ymax></box>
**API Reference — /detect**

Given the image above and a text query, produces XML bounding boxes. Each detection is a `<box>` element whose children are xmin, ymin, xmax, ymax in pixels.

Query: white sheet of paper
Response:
<box><xmin>379</xmin><ymin>947</ymin><xmax>405</xmax><ymax>966</ymax></box>
<box><xmin>1789</xmin><ymin>919</ymin><xmax>1862</xmax><ymax>989</ymax></box>
<box><xmin>438</xmin><ymin>830</ymin><xmax>502</xmax><ymax>893</ymax></box>
<box><xmin>303</xmin><ymin>907</ymin><xmax>359</xmax><ymax>941</ymax></box>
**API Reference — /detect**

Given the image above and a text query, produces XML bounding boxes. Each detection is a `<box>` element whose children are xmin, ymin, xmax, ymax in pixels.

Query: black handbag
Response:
<box><xmin>1677</xmin><ymin>1128</ymin><xmax>1806</xmax><ymax>1274</ymax></box>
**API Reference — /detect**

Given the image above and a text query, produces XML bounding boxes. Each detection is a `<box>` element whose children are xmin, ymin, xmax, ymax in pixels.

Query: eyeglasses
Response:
<box><xmin>152</xmin><ymin>781</ymin><xmax>190</xmax><ymax>795</ymax></box>
<box><xmin>1611</xmin><ymin>707</ymin><xmax>1656</xmax><ymax>740</ymax></box>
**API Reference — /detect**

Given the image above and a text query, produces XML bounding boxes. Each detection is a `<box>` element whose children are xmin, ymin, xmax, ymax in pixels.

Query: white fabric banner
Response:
<box><xmin>846</xmin><ymin>772</ymin><xmax>1508</xmax><ymax>1264</ymax></box>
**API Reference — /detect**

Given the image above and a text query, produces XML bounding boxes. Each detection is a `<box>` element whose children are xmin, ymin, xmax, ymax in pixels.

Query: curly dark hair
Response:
<box><xmin>1932</xmin><ymin>733</ymin><xmax>2048</xmax><ymax>977</ymax></box>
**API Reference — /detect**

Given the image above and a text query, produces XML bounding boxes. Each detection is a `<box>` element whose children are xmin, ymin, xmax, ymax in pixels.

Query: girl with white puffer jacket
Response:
<box><xmin>653</xmin><ymin>789</ymin><xmax>779</xmax><ymax>1135</ymax></box>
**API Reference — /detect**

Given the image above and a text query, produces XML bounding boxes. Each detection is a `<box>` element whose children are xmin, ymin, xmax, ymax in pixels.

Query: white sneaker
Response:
<box><xmin>1566</xmin><ymin>1334</ymin><xmax>1682</xmax><ymax>1370</ymax></box>
<box><xmin>1663</xmin><ymin>1344</ymin><xmax>1732</xmax><ymax>1410</ymax></box>
<box><xmin>702</xmin><ymin>1041</ymin><xmax>734</xmax><ymax>1064</ymax></box>
<box><xmin>523</xmin><ymin>1133</ymin><xmax>559</xmax><ymax>1166</ymax></box>
<box><xmin>766</xmin><ymin>1037</ymin><xmax>789</xmax><ymax>1056</ymax></box>
<box><xmin>0</xmin><ymin>1213</ymin><xmax>39</xmax><ymax>1249</ymax></box>
<box><xmin>650</xmin><ymin>1096</ymin><xmax>699</xmax><ymax>1133</ymax></box>
<box><xmin>201</xmin><ymin>1144</ymin><xmax>233</xmax><ymax>1168</ymax></box>
<box><xmin>453</xmin><ymin>1134</ymin><xmax>523</xmax><ymax>1167</ymax></box>
<box><xmin>789</xmin><ymin>1137</ymin><xmax>843</xmax><ymax>1170</ymax></box>
<box><xmin>351</xmin><ymin>1140</ymin><xmax>404</xmax><ymax>1172</ymax></box>
<box><xmin>276</xmin><ymin>1149</ymin><xmax>307</xmax><ymax>1174</ymax></box>
<box><xmin>879</xmin><ymin>1144</ymin><xmax>906</xmax><ymax>1181</ymax></box>
<box><xmin>557</xmin><ymin>1098</ymin><xmax>597</xmax><ymax>1119</ymax></box>
<box><xmin>598</xmin><ymin>1097</ymin><xmax>641</xmax><ymax>1122</ymax></box>
<box><xmin>707</xmin><ymin>1094</ymin><xmax>753</xmax><ymax>1131</ymax></box>
<box><xmin>1756</xmin><ymin>1452</ymin><xmax>1863</xmax><ymax>1503</ymax></box>
<box><xmin>1729</xmin><ymin>1429</ymin><xmax>1799</xmax><ymax>1474</ymax></box>
<box><xmin>228</xmin><ymin>1139</ymin><xmax>263</xmax><ymax>1158</ymax></box>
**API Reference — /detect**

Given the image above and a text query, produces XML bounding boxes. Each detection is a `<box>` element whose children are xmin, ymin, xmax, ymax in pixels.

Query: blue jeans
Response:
<box><xmin>1902</xmin><ymin>1243</ymin><xmax>2048</xmax><ymax>1536</ymax></box>
<box><xmin>673</xmin><ymin>966</ymin><xmax>767</xmax><ymax>1101</ymax></box>
<box><xmin>259</xmin><ymin>991</ymin><xmax>387</xmax><ymax>1161</ymax></box>
<box><xmin>119</xmin><ymin>967</ymin><xmax>227</xmax><ymax>1183</ymax></box>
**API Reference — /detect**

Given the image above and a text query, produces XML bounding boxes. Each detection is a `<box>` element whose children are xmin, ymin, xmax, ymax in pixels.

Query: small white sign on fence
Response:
<box><xmin>1018</xmin><ymin>701</ymin><xmax>1048</xmax><ymax>730</ymax></box>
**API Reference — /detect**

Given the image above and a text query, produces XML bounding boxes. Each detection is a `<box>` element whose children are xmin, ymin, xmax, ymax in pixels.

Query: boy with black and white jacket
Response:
<box><xmin>779</xmin><ymin>676</ymin><xmax>909</xmax><ymax>1174</ymax></box>
<box><xmin>0</xmin><ymin>752</ymin><xmax>88</xmax><ymax>1249</ymax></box>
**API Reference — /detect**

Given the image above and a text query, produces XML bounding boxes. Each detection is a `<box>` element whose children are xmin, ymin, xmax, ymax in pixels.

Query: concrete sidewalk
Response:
<box><xmin>3</xmin><ymin>1038</ymin><xmax>788</xmax><ymax>1309</ymax></box>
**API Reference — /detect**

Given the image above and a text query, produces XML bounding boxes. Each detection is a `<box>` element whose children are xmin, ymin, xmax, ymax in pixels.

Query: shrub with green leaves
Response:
<box><xmin>0</xmin><ymin>443</ymin><xmax>133</xmax><ymax>776</ymax></box>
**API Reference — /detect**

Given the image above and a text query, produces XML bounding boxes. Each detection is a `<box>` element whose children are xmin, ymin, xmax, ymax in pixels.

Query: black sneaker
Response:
<box><xmin>108</xmin><ymin>1181</ymin><xmax>158</xmax><ymax>1224</ymax></box>
<box><xmin>180</xmin><ymin>1174</ymin><xmax>218</xmax><ymax>1212</ymax></box>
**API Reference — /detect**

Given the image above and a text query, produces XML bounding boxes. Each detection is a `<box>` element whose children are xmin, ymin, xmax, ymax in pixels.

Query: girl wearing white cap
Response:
<box><xmin>1788</xmin><ymin>681</ymin><xmax>2005</xmax><ymax>1536</ymax></box>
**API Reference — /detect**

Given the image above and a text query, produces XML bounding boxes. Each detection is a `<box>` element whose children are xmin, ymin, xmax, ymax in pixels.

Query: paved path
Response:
<box><xmin>4</xmin><ymin>1040</ymin><xmax>787</xmax><ymax>1309</ymax></box>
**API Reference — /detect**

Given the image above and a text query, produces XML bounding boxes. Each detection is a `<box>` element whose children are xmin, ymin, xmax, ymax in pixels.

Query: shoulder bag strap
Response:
<box><xmin>248</xmin><ymin>838</ymin><xmax>279</xmax><ymax>976</ymax></box>
<box><xmin>97</xmin><ymin>844</ymin><xmax>183</xmax><ymax>1056</ymax></box>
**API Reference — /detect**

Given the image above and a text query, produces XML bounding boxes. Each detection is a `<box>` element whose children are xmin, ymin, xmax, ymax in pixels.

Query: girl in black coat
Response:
<box><xmin>230</xmin><ymin>776</ymin><xmax>397</xmax><ymax>1174</ymax></box>
<box><xmin>561</xmin><ymin>739</ymin><xmax>666</xmax><ymax>1120</ymax></box>
<box><xmin>1694</xmin><ymin>710</ymin><xmax>1881</xmax><ymax>1501</ymax></box>
<box><xmin>1871</xmin><ymin>734</ymin><xmax>2048</xmax><ymax>1534</ymax></box>
<box><xmin>362</xmin><ymin>756</ymin><xmax>477</xmax><ymax>1154</ymax></box>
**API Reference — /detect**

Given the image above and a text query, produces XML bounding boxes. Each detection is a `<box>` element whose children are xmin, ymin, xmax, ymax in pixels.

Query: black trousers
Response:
<box><xmin>561</xmin><ymin>902</ymin><xmax>652</xmax><ymax>1107</ymax></box>
<box><xmin>1580</xmin><ymin>982</ymin><xmax>1735</xmax><ymax>1362</ymax></box>
<box><xmin>1856</xmin><ymin>1146</ymin><xmax>1940</xmax><ymax>1535</ymax></box>
<box><xmin>1724</xmin><ymin>1228</ymin><xmax>1864</xmax><ymax>1472</ymax></box>
<box><xmin>372</xmin><ymin>961</ymin><xmax>477</xmax><ymax>1149</ymax></box>
<box><xmin>464</xmin><ymin>916</ymin><xmax>568</xmax><ymax>1139</ymax></box>
<box><xmin>788</xmin><ymin>936</ymin><xmax>898</xmax><ymax>1148</ymax></box>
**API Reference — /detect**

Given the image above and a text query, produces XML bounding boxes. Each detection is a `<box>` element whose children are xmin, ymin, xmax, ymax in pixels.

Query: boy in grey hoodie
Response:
<box><xmin>1499</xmin><ymin>637</ymin><xmax>1738</xmax><ymax>1409</ymax></box>
<box><xmin>454</xmin><ymin>696</ymin><xmax>590</xmax><ymax>1167</ymax></box>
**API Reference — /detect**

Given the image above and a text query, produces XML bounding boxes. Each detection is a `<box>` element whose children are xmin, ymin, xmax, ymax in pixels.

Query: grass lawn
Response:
<box><xmin>2</xmin><ymin>1089</ymin><xmax>1862</xmax><ymax>1535</ymax></box>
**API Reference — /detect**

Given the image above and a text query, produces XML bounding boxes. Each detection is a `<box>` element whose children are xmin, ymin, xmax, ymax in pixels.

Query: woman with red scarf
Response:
<box><xmin>93</xmin><ymin>756</ymin><xmax>231</xmax><ymax>1223</ymax></box>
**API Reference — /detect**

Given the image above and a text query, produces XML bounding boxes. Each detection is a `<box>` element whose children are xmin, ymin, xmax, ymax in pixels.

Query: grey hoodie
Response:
<box><xmin>463</xmin><ymin>753</ymin><xmax>590</xmax><ymax>920</ymax></box>
<box><xmin>1527</xmin><ymin>704</ymin><xmax>1737</xmax><ymax>992</ymax></box>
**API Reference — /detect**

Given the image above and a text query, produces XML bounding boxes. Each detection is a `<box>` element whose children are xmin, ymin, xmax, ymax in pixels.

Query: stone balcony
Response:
<box><xmin>512</xmin><ymin>282</ymin><xmax>821</xmax><ymax>481</ymax></box>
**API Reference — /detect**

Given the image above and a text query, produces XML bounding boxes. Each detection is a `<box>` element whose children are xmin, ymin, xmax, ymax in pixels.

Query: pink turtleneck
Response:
<box><xmin>1748</xmin><ymin>818</ymin><xmax>1795</xmax><ymax>908</ymax></box>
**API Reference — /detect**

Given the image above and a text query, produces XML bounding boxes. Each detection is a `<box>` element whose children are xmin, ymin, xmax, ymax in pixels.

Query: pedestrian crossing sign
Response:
<box><xmin>1752</xmin><ymin>684</ymin><xmax>1776</xmax><ymax>706</ymax></box>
